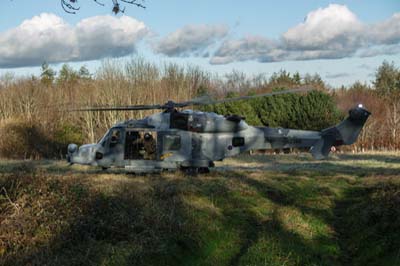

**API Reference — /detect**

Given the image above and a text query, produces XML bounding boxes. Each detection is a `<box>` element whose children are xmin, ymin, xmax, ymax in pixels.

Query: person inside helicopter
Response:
<box><xmin>110</xmin><ymin>129</ymin><xmax>120</xmax><ymax>148</ymax></box>
<box><xmin>124</xmin><ymin>131</ymin><xmax>156</xmax><ymax>160</ymax></box>
<box><xmin>124</xmin><ymin>131</ymin><xmax>142</xmax><ymax>159</ymax></box>
<box><xmin>143</xmin><ymin>132</ymin><xmax>156</xmax><ymax>160</ymax></box>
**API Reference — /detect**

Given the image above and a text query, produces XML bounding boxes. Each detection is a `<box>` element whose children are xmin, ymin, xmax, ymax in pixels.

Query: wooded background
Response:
<box><xmin>0</xmin><ymin>58</ymin><xmax>398</xmax><ymax>159</ymax></box>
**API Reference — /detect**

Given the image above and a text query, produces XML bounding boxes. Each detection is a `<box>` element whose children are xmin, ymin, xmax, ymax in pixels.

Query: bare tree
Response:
<box><xmin>386</xmin><ymin>94</ymin><xmax>400</xmax><ymax>149</ymax></box>
<box><xmin>61</xmin><ymin>0</ymin><xmax>145</xmax><ymax>14</ymax></box>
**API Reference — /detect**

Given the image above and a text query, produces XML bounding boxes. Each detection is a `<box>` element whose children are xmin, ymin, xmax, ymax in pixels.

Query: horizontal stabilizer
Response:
<box><xmin>310</xmin><ymin>134</ymin><xmax>336</xmax><ymax>160</ymax></box>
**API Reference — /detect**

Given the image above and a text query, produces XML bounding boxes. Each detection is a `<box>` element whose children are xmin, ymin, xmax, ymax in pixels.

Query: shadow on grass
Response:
<box><xmin>193</xmin><ymin>172</ymin><xmax>343</xmax><ymax>265</ymax></box>
<box><xmin>225</xmin><ymin>171</ymin><xmax>400</xmax><ymax>266</ymax></box>
<box><xmin>1</xmin><ymin>175</ymin><xmax>203</xmax><ymax>266</ymax></box>
<box><xmin>1</xmin><ymin>167</ymin><xmax>399</xmax><ymax>266</ymax></box>
<box><xmin>333</xmin><ymin>182</ymin><xmax>400</xmax><ymax>266</ymax></box>
<box><xmin>1</xmin><ymin>170</ymin><xmax>339</xmax><ymax>266</ymax></box>
<box><xmin>228</xmin><ymin>171</ymin><xmax>335</xmax><ymax>220</ymax></box>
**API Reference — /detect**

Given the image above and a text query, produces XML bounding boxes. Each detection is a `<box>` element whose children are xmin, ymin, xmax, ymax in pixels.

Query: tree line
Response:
<box><xmin>0</xmin><ymin>58</ymin><xmax>398</xmax><ymax>159</ymax></box>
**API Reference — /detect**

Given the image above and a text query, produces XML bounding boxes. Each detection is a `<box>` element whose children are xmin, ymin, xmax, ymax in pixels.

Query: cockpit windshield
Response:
<box><xmin>98</xmin><ymin>128</ymin><xmax>123</xmax><ymax>147</ymax></box>
<box><xmin>98</xmin><ymin>129</ymin><xmax>111</xmax><ymax>146</ymax></box>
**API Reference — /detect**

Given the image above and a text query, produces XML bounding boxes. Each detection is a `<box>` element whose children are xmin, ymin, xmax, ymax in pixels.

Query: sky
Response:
<box><xmin>0</xmin><ymin>0</ymin><xmax>399</xmax><ymax>87</ymax></box>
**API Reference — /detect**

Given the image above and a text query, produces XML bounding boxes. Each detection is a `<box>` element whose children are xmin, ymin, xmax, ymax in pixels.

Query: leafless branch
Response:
<box><xmin>1</xmin><ymin>187</ymin><xmax>20</xmax><ymax>215</ymax></box>
<box><xmin>61</xmin><ymin>0</ymin><xmax>80</xmax><ymax>14</ymax></box>
<box><xmin>60</xmin><ymin>0</ymin><xmax>145</xmax><ymax>14</ymax></box>
<box><xmin>93</xmin><ymin>0</ymin><xmax>105</xmax><ymax>6</ymax></box>
<box><xmin>121</xmin><ymin>0</ymin><xmax>146</xmax><ymax>9</ymax></box>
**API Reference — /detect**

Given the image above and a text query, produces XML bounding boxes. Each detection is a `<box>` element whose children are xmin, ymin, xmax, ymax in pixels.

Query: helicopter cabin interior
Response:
<box><xmin>105</xmin><ymin>127</ymin><xmax>182</xmax><ymax>161</ymax></box>
<box><xmin>124</xmin><ymin>130</ymin><xmax>157</xmax><ymax>160</ymax></box>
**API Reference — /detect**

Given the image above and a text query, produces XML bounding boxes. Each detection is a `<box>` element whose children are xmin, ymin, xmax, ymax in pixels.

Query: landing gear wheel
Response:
<box><xmin>188</xmin><ymin>167</ymin><xmax>199</xmax><ymax>175</ymax></box>
<box><xmin>198</xmin><ymin>167</ymin><xmax>210</xmax><ymax>174</ymax></box>
<box><xmin>181</xmin><ymin>167</ymin><xmax>209</xmax><ymax>175</ymax></box>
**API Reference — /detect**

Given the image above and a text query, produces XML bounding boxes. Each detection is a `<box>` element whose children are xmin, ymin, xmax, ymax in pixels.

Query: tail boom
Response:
<box><xmin>242</xmin><ymin>105</ymin><xmax>370</xmax><ymax>160</ymax></box>
<box><xmin>310</xmin><ymin>105</ymin><xmax>371</xmax><ymax>159</ymax></box>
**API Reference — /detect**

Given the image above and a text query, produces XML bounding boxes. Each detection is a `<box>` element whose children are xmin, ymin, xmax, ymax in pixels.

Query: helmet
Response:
<box><xmin>144</xmin><ymin>133</ymin><xmax>152</xmax><ymax>140</ymax></box>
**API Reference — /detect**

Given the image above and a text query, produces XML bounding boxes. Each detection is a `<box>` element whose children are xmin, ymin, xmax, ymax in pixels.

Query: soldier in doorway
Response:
<box><xmin>143</xmin><ymin>132</ymin><xmax>156</xmax><ymax>160</ymax></box>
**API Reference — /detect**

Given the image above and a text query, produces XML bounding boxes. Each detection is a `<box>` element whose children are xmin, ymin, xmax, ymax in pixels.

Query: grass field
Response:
<box><xmin>1</xmin><ymin>152</ymin><xmax>400</xmax><ymax>266</ymax></box>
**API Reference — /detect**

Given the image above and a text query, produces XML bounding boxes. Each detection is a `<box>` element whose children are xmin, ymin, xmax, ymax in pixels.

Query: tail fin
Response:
<box><xmin>311</xmin><ymin>105</ymin><xmax>371</xmax><ymax>159</ymax></box>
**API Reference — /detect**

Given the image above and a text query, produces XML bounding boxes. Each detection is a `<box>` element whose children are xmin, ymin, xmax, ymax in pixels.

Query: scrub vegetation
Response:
<box><xmin>0</xmin><ymin>58</ymin><xmax>399</xmax><ymax>160</ymax></box>
<box><xmin>1</xmin><ymin>152</ymin><xmax>399</xmax><ymax>266</ymax></box>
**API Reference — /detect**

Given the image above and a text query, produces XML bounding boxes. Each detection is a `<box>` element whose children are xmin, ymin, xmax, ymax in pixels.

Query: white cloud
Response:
<box><xmin>368</xmin><ymin>13</ymin><xmax>400</xmax><ymax>45</ymax></box>
<box><xmin>210</xmin><ymin>36</ymin><xmax>278</xmax><ymax>64</ymax></box>
<box><xmin>209</xmin><ymin>4</ymin><xmax>400</xmax><ymax>64</ymax></box>
<box><xmin>283</xmin><ymin>4</ymin><xmax>363</xmax><ymax>52</ymax></box>
<box><xmin>153</xmin><ymin>24</ymin><xmax>229</xmax><ymax>57</ymax></box>
<box><xmin>0</xmin><ymin>13</ymin><xmax>149</xmax><ymax>68</ymax></box>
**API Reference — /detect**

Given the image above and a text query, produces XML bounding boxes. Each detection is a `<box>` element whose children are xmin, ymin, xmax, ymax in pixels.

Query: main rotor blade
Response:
<box><xmin>70</xmin><ymin>87</ymin><xmax>312</xmax><ymax>112</ymax></box>
<box><xmin>71</xmin><ymin>104</ymin><xmax>164</xmax><ymax>111</ymax></box>
<box><xmin>186</xmin><ymin>87</ymin><xmax>312</xmax><ymax>106</ymax></box>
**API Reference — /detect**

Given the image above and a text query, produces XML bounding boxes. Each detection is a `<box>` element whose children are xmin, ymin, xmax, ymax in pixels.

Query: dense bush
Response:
<box><xmin>53</xmin><ymin>122</ymin><xmax>85</xmax><ymax>155</ymax></box>
<box><xmin>0</xmin><ymin>120</ymin><xmax>47</xmax><ymax>159</ymax></box>
<box><xmin>0</xmin><ymin>120</ymin><xmax>83</xmax><ymax>159</ymax></box>
<box><xmin>203</xmin><ymin>90</ymin><xmax>343</xmax><ymax>130</ymax></box>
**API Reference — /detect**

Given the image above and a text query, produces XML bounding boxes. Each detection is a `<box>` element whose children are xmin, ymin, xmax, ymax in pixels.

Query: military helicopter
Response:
<box><xmin>67</xmin><ymin>88</ymin><xmax>370</xmax><ymax>173</ymax></box>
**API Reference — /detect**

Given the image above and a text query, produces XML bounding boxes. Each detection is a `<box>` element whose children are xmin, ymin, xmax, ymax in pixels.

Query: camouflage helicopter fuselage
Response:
<box><xmin>67</xmin><ymin>105</ymin><xmax>370</xmax><ymax>173</ymax></box>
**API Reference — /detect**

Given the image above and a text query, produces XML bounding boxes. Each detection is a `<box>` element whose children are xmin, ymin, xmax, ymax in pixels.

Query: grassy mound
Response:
<box><xmin>0</xmin><ymin>153</ymin><xmax>399</xmax><ymax>266</ymax></box>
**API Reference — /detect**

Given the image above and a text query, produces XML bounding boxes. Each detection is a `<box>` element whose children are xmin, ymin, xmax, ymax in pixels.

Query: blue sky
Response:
<box><xmin>0</xmin><ymin>0</ymin><xmax>399</xmax><ymax>87</ymax></box>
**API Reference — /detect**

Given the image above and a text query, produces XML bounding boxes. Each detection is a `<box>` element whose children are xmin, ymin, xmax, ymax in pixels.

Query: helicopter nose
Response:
<box><xmin>68</xmin><ymin>143</ymin><xmax>78</xmax><ymax>154</ymax></box>
<box><xmin>67</xmin><ymin>143</ymin><xmax>78</xmax><ymax>163</ymax></box>
<box><xmin>66</xmin><ymin>143</ymin><xmax>99</xmax><ymax>165</ymax></box>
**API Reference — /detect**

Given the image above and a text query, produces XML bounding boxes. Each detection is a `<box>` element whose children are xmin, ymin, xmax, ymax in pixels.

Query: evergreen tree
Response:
<box><xmin>269</xmin><ymin>70</ymin><xmax>295</xmax><ymax>87</ymax></box>
<box><xmin>303</xmin><ymin>73</ymin><xmax>326</xmax><ymax>90</ymax></box>
<box><xmin>40</xmin><ymin>62</ymin><xmax>56</xmax><ymax>86</ymax></box>
<box><xmin>210</xmin><ymin>90</ymin><xmax>342</xmax><ymax>130</ymax></box>
<box><xmin>297</xmin><ymin>91</ymin><xmax>342</xmax><ymax>130</ymax></box>
<box><xmin>349</xmin><ymin>81</ymin><xmax>370</xmax><ymax>92</ymax></box>
<box><xmin>78</xmin><ymin>66</ymin><xmax>91</xmax><ymax>80</ymax></box>
<box><xmin>293</xmin><ymin>72</ymin><xmax>302</xmax><ymax>85</ymax></box>
<box><xmin>57</xmin><ymin>64</ymin><xmax>79</xmax><ymax>85</ymax></box>
<box><xmin>374</xmin><ymin>61</ymin><xmax>400</xmax><ymax>96</ymax></box>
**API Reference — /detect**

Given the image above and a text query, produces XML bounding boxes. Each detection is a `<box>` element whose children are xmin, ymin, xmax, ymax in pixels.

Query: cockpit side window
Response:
<box><xmin>163</xmin><ymin>135</ymin><xmax>181</xmax><ymax>151</ymax></box>
<box><xmin>232</xmin><ymin>137</ymin><xmax>245</xmax><ymax>147</ymax></box>
<box><xmin>110</xmin><ymin>129</ymin><xmax>122</xmax><ymax>148</ymax></box>
<box><xmin>170</xmin><ymin>112</ymin><xmax>189</xmax><ymax>130</ymax></box>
